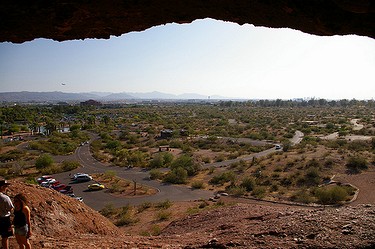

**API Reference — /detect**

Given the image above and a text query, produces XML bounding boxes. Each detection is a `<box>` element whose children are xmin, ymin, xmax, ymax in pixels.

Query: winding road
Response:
<box><xmin>48</xmin><ymin>131</ymin><xmax>304</xmax><ymax>210</ymax></box>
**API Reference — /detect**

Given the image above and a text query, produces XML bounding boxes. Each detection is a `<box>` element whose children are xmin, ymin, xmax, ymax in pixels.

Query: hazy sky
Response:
<box><xmin>0</xmin><ymin>18</ymin><xmax>374</xmax><ymax>100</ymax></box>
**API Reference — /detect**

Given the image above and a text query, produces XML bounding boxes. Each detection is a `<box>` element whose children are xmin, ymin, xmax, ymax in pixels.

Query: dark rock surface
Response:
<box><xmin>1</xmin><ymin>0</ymin><xmax>374</xmax><ymax>43</ymax></box>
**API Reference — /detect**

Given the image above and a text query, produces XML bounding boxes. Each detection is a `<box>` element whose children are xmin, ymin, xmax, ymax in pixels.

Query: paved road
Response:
<box><xmin>52</xmin><ymin>142</ymin><xmax>213</xmax><ymax>211</ymax></box>
<box><xmin>44</xmin><ymin>131</ymin><xmax>303</xmax><ymax>210</ymax></box>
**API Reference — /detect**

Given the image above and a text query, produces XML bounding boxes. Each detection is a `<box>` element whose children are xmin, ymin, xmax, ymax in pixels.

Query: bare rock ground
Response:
<box><xmin>5</xmin><ymin>179</ymin><xmax>375</xmax><ymax>248</ymax></box>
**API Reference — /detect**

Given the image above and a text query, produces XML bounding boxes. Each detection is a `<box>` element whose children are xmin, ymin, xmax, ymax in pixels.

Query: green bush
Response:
<box><xmin>209</xmin><ymin>171</ymin><xmax>236</xmax><ymax>185</ymax></box>
<box><xmin>291</xmin><ymin>189</ymin><xmax>314</xmax><ymax>204</ymax></box>
<box><xmin>155</xmin><ymin>200</ymin><xmax>172</xmax><ymax>209</ymax></box>
<box><xmin>35</xmin><ymin>154</ymin><xmax>54</xmax><ymax>169</ymax></box>
<box><xmin>346</xmin><ymin>156</ymin><xmax>368</xmax><ymax>173</ymax></box>
<box><xmin>163</xmin><ymin>167</ymin><xmax>187</xmax><ymax>184</ymax></box>
<box><xmin>155</xmin><ymin>210</ymin><xmax>171</xmax><ymax>221</ymax></box>
<box><xmin>149</xmin><ymin>169</ymin><xmax>163</xmax><ymax>180</ymax></box>
<box><xmin>240</xmin><ymin>177</ymin><xmax>256</xmax><ymax>191</ymax></box>
<box><xmin>137</xmin><ymin>202</ymin><xmax>152</xmax><ymax>213</ymax></box>
<box><xmin>40</xmin><ymin>165</ymin><xmax>62</xmax><ymax>175</ymax></box>
<box><xmin>314</xmin><ymin>185</ymin><xmax>349</xmax><ymax>205</ymax></box>
<box><xmin>61</xmin><ymin>161</ymin><xmax>80</xmax><ymax>171</ymax></box>
<box><xmin>115</xmin><ymin>213</ymin><xmax>139</xmax><ymax>226</ymax></box>
<box><xmin>252</xmin><ymin>186</ymin><xmax>267</xmax><ymax>198</ymax></box>
<box><xmin>191</xmin><ymin>181</ymin><xmax>204</xmax><ymax>189</ymax></box>
<box><xmin>170</xmin><ymin>154</ymin><xmax>200</xmax><ymax>176</ymax></box>
<box><xmin>24</xmin><ymin>176</ymin><xmax>38</xmax><ymax>185</ymax></box>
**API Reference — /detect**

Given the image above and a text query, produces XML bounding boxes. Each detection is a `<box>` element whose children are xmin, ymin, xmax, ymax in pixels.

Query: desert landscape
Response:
<box><xmin>1</xmin><ymin>101</ymin><xmax>374</xmax><ymax>248</ymax></box>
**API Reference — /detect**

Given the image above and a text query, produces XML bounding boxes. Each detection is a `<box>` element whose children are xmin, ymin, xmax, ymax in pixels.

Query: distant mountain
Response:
<box><xmin>0</xmin><ymin>91</ymin><xmax>234</xmax><ymax>102</ymax></box>
<box><xmin>129</xmin><ymin>91</ymin><xmax>177</xmax><ymax>99</ymax></box>
<box><xmin>102</xmin><ymin>92</ymin><xmax>135</xmax><ymax>100</ymax></box>
<box><xmin>177</xmin><ymin>93</ymin><xmax>208</xmax><ymax>99</ymax></box>
<box><xmin>0</xmin><ymin>91</ymin><xmax>99</xmax><ymax>103</ymax></box>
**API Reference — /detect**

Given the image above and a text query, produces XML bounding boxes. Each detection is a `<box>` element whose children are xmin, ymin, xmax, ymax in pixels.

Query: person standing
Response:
<box><xmin>13</xmin><ymin>193</ymin><xmax>32</xmax><ymax>249</ymax></box>
<box><xmin>0</xmin><ymin>180</ymin><xmax>14</xmax><ymax>249</ymax></box>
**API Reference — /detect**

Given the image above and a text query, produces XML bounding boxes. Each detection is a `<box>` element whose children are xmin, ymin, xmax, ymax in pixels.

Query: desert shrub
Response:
<box><xmin>155</xmin><ymin>210</ymin><xmax>171</xmax><ymax>221</ymax></box>
<box><xmin>0</xmin><ymin>149</ymin><xmax>23</xmax><ymax>162</ymax></box>
<box><xmin>155</xmin><ymin>199</ymin><xmax>172</xmax><ymax>209</ymax></box>
<box><xmin>346</xmin><ymin>156</ymin><xmax>368</xmax><ymax>173</ymax></box>
<box><xmin>198</xmin><ymin>201</ymin><xmax>209</xmax><ymax>209</ymax></box>
<box><xmin>40</xmin><ymin>165</ymin><xmax>62</xmax><ymax>175</ymax></box>
<box><xmin>324</xmin><ymin>158</ymin><xmax>335</xmax><ymax>168</ymax></box>
<box><xmin>291</xmin><ymin>189</ymin><xmax>314</xmax><ymax>204</ymax></box>
<box><xmin>24</xmin><ymin>176</ymin><xmax>38</xmax><ymax>185</ymax></box>
<box><xmin>270</xmin><ymin>184</ymin><xmax>279</xmax><ymax>192</ymax></box>
<box><xmin>227</xmin><ymin>186</ymin><xmax>246</xmax><ymax>197</ymax></box>
<box><xmin>137</xmin><ymin>202</ymin><xmax>152</xmax><ymax>213</ymax></box>
<box><xmin>104</xmin><ymin>170</ymin><xmax>117</xmax><ymax>179</ymax></box>
<box><xmin>149</xmin><ymin>154</ymin><xmax>165</xmax><ymax>168</ymax></box>
<box><xmin>141</xmin><ymin>225</ymin><xmax>162</xmax><ymax>236</ymax></box>
<box><xmin>170</xmin><ymin>154</ymin><xmax>200</xmax><ymax>176</ymax></box>
<box><xmin>163</xmin><ymin>167</ymin><xmax>188</xmax><ymax>184</ymax></box>
<box><xmin>149</xmin><ymin>169</ymin><xmax>163</xmax><ymax>180</ymax></box>
<box><xmin>314</xmin><ymin>185</ymin><xmax>349</xmax><ymax>205</ymax></box>
<box><xmin>209</xmin><ymin>171</ymin><xmax>236</xmax><ymax>185</ymax></box>
<box><xmin>240</xmin><ymin>177</ymin><xmax>256</xmax><ymax>191</ymax></box>
<box><xmin>306</xmin><ymin>159</ymin><xmax>321</xmax><ymax>169</ymax></box>
<box><xmin>0</xmin><ymin>168</ymin><xmax>8</xmax><ymax>177</ymax></box>
<box><xmin>100</xmin><ymin>204</ymin><xmax>116</xmax><ymax>217</ymax></box>
<box><xmin>347</xmin><ymin>141</ymin><xmax>370</xmax><ymax>152</ymax></box>
<box><xmin>116</xmin><ymin>213</ymin><xmax>139</xmax><ymax>226</ymax></box>
<box><xmin>191</xmin><ymin>181</ymin><xmax>205</xmax><ymax>189</ymax></box>
<box><xmin>303</xmin><ymin>167</ymin><xmax>321</xmax><ymax>186</ymax></box>
<box><xmin>252</xmin><ymin>186</ymin><xmax>267</xmax><ymax>198</ymax></box>
<box><xmin>35</xmin><ymin>154</ymin><xmax>54</xmax><ymax>169</ymax></box>
<box><xmin>61</xmin><ymin>160</ymin><xmax>80</xmax><ymax>171</ymax></box>
<box><xmin>108</xmin><ymin>182</ymin><xmax>121</xmax><ymax>193</ymax></box>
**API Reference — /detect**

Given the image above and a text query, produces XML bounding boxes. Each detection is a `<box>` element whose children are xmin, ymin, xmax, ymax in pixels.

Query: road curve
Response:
<box><xmin>52</xmin><ymin>141</ymin><xmax>213</xmax><ymax>210</ymax></box>
<box><xmin>49</xmin><ymin>131</ymin><xmax>303</xmax><ymax>210</ymax></box>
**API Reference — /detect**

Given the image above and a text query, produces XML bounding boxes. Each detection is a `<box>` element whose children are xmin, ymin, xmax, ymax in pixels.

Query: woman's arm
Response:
<box><xmin>23</xmin><ymin>206</ymin><xmax>32</xmax><ymax>237</ymax></box>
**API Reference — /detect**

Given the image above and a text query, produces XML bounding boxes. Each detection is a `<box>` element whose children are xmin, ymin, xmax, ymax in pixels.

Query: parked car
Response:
<box><xmin>88</xmin><ymin>183</ymin><xmax>105</xmax><ymax>191</ymax></box>
<box><xmin>275</xmin><ymin>144</ymin><xmax>282</xmax><ymax>150</ymax></box>
<box><xmin>59</xmin><ymin>185</ymin><xmax>73</xmax><ymax>195</ymax></box>
<box><xmin>74</xmin><ymin>196</ymin><xmax>83</xmax><ymax>202</ymax></box>
<box><xmin>37</xmin><ymin>175</ymin><xmax>53</xmax><ymax>184</ymax></box>
<box><xmin>40</xmin><ymin>179</ymin><xmax>60</xmax><ymax>187</ymax></box>
<box><xmin>52</xmin><ymin>184</ymin><xmax>67</xmax><ymax>191</ymax></box>
<box><xmin>70</xmin><ymin>173</ymin><xmax>87</xmax><ymax>180</ymax></box>
<box><xmin>73</xmin><ymin>174</ymin><xmax>92</xmax><ymax>182</ymax></box>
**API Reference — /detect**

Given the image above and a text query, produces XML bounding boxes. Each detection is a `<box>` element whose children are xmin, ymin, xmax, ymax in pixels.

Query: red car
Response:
<box><xmin>52</xmin><ymin>184</ymin><xmax>67</xmax><ymax>191</ymax></box>
<box><xmin>59</xmin><ymin>186</ymin><xmax>73</xmax><ymax>195</ymax></box>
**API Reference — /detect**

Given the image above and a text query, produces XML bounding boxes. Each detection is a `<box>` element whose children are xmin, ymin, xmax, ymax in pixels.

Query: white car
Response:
<box><xmin>71</xmin><ymin>173</ymin><xmax>85</xmax><ymax>179</ymax></box>
<box><xmin>73</xmin><ymin>174</ymin><xmax>92</xmax><ymax>182</ymax></box>
<box><xmin>40</xmin><ymin>178</ymin><xmax>58</xmax><ymax>187</ymax></box>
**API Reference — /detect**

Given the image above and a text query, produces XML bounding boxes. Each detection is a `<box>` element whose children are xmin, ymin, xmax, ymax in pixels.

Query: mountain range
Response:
<box><xmin>0</xmin><ymin>91</ymin><xmax>231</xmax><ymax>103</ymax></box>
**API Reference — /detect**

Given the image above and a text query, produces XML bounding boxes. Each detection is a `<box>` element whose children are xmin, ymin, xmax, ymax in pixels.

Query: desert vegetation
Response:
<box><xmin>1</xmin><ymin>99</ymin><xmax>375</xmax><ymax>207</ymax></box>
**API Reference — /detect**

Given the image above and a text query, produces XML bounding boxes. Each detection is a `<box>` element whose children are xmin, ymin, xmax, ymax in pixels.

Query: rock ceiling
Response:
<box><xmin>0</xmin><ymin>0</ymin><xmax>374</xmax><ymax>43</ymax></box>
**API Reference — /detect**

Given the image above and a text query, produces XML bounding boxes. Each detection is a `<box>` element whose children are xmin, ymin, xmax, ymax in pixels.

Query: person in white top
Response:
<box><xmin>0</xmin><ymin>180</ymin><xmax>14</xmax><ymax>249</ymax></box>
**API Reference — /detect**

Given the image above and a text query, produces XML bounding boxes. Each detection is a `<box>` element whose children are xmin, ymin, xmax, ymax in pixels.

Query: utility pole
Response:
<box><xmin>133</xmin><ymin>180</ymin><xmax>136</xmax><ymax>196</ymax></box>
